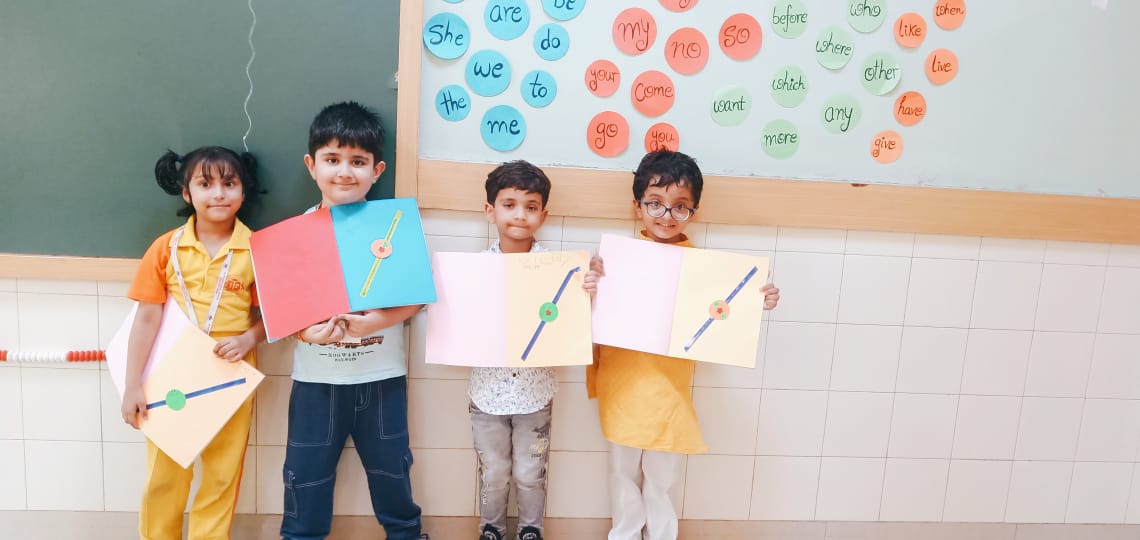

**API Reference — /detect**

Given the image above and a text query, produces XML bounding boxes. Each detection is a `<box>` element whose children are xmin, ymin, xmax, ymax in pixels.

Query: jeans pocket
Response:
<box><xmin>378</xmin><ymin>377</ymin><xmax>409</xmax><ymax>440</ymax></box>
<box><xmin>283</xmin><ymin>470</ymin><xmax>298</xmax><ymax>518</ymax></box>
<box><xmin>287</xmin><ymin>382</ymin><xmax>335</xmax><ymax>447</ymax></box>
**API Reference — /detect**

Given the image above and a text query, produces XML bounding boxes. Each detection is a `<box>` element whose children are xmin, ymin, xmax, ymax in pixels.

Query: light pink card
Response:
<box><xmin>591</xmin><ymin>234</ymin><xmax>683</xmax><ymax>355</ymax></box>
<box><xmin>106</xmin><ymin>295</ymin><xmax>194</xmax><ymax>397</ymax></box>
<box><xmin>424</xmin><ymin>252</ymin><xmax>507</xmax><ymax>367</ymax></box>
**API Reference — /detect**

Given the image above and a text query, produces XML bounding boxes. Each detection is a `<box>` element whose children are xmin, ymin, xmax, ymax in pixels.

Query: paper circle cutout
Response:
<box><xmin>587</xmin><ymin>111</ymin><xmax>630</xmax><ymax>157</ymax></box>
<box><xmin>821</xmin><ymin>95</ymin><xmax>862</xmax><ymax>134</ymax></box>
<box><xmin>645</xmin><ymin>123</ymin><xmax>680</xmax><ymax>152</ymax></box>
<box><xmin>719</xmin><ymin>13</ymin><xmax>763</xmax><ymax>61</ymax></box>
<box><xmin>466</xmin><ymin>50</ymin><xmax>512</xmax><ymax>97</ymax></box>
<box><xmin>539</xmin><ymin>302</ymin><xmax>559</xmax><ymax>322</ymax></box>
<box><xmin>613</xmin><ymin>8</ymin><xmax>657</xmax><ymax>56</ymax></box>
<box><xmin>534</xmin><ymin>23</ymin><xmax>570</xmax><ymax>61</ymax></box>
<box><xmin>762</xmin><ymin>120</ymin><xmax>800</xmax><ymax>159</ymax></box>
<box><xmin>771</xmin><ymin>65</ymin><xmax>808</xmax><ymax>108</ymax></box>
<box><xmin>664</xmin><ymin>27</ymin><xmax>709</xmax><ymax>76</ymax></box>
<box><xmin>847</xmin><ymin>0</ymin><xmax>886</xmax><ymax>33</ymax></box>
<box><xmin>894</xmin><ymin>92</ymin><xmax>926</xmax><ymax>126</ymax></box>
<box><xmin>871</xmin><ymin>130</ymin><xmax>903</xmax><ymax>163</ymax></box>
<box><xmin>484</xmin><ymin>0</ymin><xmax>530</xmax><ymax>41</ymax></box>
<box><xmin>522</xmin><ymin>70</ymin><xmax>558</xmax><ymax>108</ymax></box>
<box><xmin>434</xmin><ymin>85</ymin><xmax>471</xmax><ymax>122</ymax></box>
<box><xmin>371</xmin><ymin>239</ymin><xmax>393</xmax><ymax>259</ymax></box>
<box><xmin>894</xmin><ymin>13</ymin><xmax>927</xmax><ymax>48</ymax></box>
<box><xmin>815</xmin><ymin>26</ymin><xmax>854</xmax><ymax>70</ymax></box>
<box><xmin>481</xmin><ymin>105</ymin><xmax>527</xmax><ymax>151</ymax></box>
<box><xmin>542</xmin><ymin>0</ymin><xmax>586</xmax><ymax>21</ymax></box>
<box><xmin>423</xmin><ymin>13</ymin><xmax>470</xmax><ymax>60</ymax></box>
<box><xmin>934</xmin><ymin>0</ymin><xmax>966</xmax><ymax>30</ymax></box>
<box><xmin>771</xmin><ymin>0</ymin><xmax>809</xmax><ymax>39</ymax></box>
<box><xmin>711</xmin><ymin>86</ymin><xmax>752</xmax><ymax>126</ymax></box>
<box><xmin>926</xmin><ymin>48</ymin><xmax>958</xmax><ymax>85</ymax></box>
<box><xmin>166</xmin><ymin>389</ymin><xmax>187</xmax><ymax>411</ymax></box>
<box><xmin>585</xmin><ymin>60</ymin><xmax>621</xmax><ymax>97</ymax></box>
<box><xmin>660</xmin><ymin>0</ymin><xmax>698</xmax><ymax>12</ymax></box>
<box><xmin>631</xmin><ymin>70</ymin><xmax>675</xmax><ymax>117</ymax></box>
<box><xmin>861</xmin><ymin>52</ymin><xmax>901</xmax><ymax>96</ymax></box>
<box><xmin>709</xmin><ymin>300</ymin><xmax>731</xmax><ymax>320</ymax></box>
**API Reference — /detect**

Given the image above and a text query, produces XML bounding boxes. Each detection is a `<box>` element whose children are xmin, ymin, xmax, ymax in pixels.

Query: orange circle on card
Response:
<box><xmin>664</xmin><ymin>27</ymin><xmax>710</xmax><ymax>75</ymax></box>
<box><xmin>585</xmin><ymin>60</ymin><xmax>621</xmax><ymax>97</ymax></box>
<box><xmin>933</xmin><ymin>0</ymin><xmax>966</xmax><ymax>30</ymax></box>
<box><xmin>587</xmin><ymin>111</ymin><xmax>630</xmax><ymax>158</ymax></box>
<box><xmin>719</xmin><ymin>13</ymin><xmax>763</xmax><ymax>61</ymax></box>
<box><xmin>613</xmin><ymin>8</ymin><xmax>657</xmax><ymax>56</ymax></box>
<box><xmin>894</xmin><ymin>13</ymin><xmax>926</xmax><ymax>48</ymax></box>
<box><xmin>644</xmin><ymin>122</ymin><xmax>680</xmax><ymax>152</ymax></box>
<box><xmin>660</xmin><ymin>0</ymin><xmax>698</xmax><ymax>12</ymax></box>
<box><xmin>370</xmin><ymin>239</ymin><xmax>393</xmax><ymax>259</ymax></box>
<box><xmin>631</xmin><ymin>70</ymin><xmax>675</xmax><ymax>117</ymax></box>
<box><xmin>894</xmin><ymin>91</ymin><xmax>926</xmax><ymax>126</ymax></box>
<box><xmin>871</xmin><ymin>130</ymin><xmax>903</xmax><ymax>164</ymax></box>
<box><xmin>926</xmin><ymin>48</ymin><xmax>958</xmax><ymax>85</ymax></box>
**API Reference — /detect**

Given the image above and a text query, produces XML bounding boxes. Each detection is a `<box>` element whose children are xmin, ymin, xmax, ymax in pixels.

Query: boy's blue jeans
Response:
<box><xmin>280</xmin><ymin>377</ymin><xmax>422</xmax><ymax>540</ymax></box>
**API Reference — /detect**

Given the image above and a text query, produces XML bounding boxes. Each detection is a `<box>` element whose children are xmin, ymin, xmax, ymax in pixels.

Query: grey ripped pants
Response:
<box><xmin>470</xmin><ymin>402</ymin><xmax>552</xmax><ymax>535</ymax></box>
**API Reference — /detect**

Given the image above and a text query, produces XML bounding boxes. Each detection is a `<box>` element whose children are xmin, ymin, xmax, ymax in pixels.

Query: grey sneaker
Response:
<box><xmin>518</xmin><ymin>526</ymin><xmax>543</xmax><ymax>540</ymax></box>
<box><xmin>479</xmin><ymin>524</ymin><xmax>503</xmax><ymax>540</ymax></box>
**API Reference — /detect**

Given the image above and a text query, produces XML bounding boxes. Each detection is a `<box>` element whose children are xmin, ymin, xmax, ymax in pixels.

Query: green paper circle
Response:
<box><xmin>762</xmin><ymin>120</ymin><xmax>800</xmax><ymax>159</ymax></box>
<box><xmin>815</xmin><ymin>26</ymin><xmax>854</xmax><ymax>70</ymax></box>
<box><xmin>821</xmin><ymin>95</ymin><xmax>862</xmax><ymax>134</ymax></box>
<box><xmin>848</xmin><ymin>0</ymin><xmax>887</xmax><ymax>33</ymax></box>
<box><xmin>771</xmin><ymin>0</ymin><xmax>809</xmax><ymax>39</ymax></box>
<box><xmin>166</xmin><ymin>389</ymin><xmax>187</xmax><ymax>411</ymax></box>
<box><xmin>539</xmin><ymin>302</ymin><xmax>559</xmax><ymax>322</ymax></box>
<box><xmin>770</xmin><ymin>66</ymin><xmax>808</xmax><ymax>108</ymax></box>
<box><xmin>861</xmin><ymin>51</ymin><xmax>901</xmax><ymax>96</ymax></box>
<box><xmin>711</xmin><ymin>86</ymin><xmax>752</xmax><ymax>126</ymax></box>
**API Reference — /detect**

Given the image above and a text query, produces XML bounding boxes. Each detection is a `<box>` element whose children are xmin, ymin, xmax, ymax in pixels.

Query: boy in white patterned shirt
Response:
<box><xmin>469</xmin><ymin>161</ymin><xmax>598</xmax><ymax>540</ymax></box>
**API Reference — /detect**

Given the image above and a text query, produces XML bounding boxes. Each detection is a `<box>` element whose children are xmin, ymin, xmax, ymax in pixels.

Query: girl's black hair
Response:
<box><xmin>154</xmin><ymin>146</ymin><xmax>262</xmax><ymax>218</ymax></box>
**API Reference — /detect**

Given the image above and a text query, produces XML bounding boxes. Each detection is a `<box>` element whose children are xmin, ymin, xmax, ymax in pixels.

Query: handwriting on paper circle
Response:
<box><xmin>423</xmin><ymin>12</ymin><xmax>470</xmax><ymax>60</ymax></box>
<box><xmin>541</xmin><ymin>0</ymin><xmax>585</xmax><ymax>21</ymax></box>
<box><xmin>534</xmin><ymin>23</ymin><xmax>570</xmax><ymax>61</ymax></box>
<box><xmin>861</xmin><ymin>52</ymin><xmax>901</xmax><ymax>96</ymax></box>
<box><xmin>435</xmin><ymin>85</ymin><xmax>471</xmax><ymax>122</ymax></box>
<box><xmin>871</xmin><ymin>130</ymin><xmax>903</xmax><ymax>163</ymax></box>
<box><xmin>770</xmin><ymin>0</ymin><xmax>808</xmax><ymax>39</ymax></box>
<box><xmin>631</xmin><ymin>70</ymin><xmax>675</xmax><ymax>117</ymax></box>
<box><xmin>771</xmin><ymin>65</ymin><xmax>808</xmax><ymax>108</ymax></box>
<box><xmin>933</xmin><ymin>0</ymin><xmax>966</xmax><ymax>30</ymax></box>
<box><xmin>894</xmin><ymin>13</ymin><xmax>927</xmax><ymax>49</ymax></box>
<box><xmin>926</xmin><ymin>49</ymin><xmax>958</xmax><ymax>85</ymax></box>
<box><xmin>484</xmin><ymin>0</ymin><xmax>530</xmax><ymax>41</ymax></box>
<box><xmin>660</xmin><ymin>0</ymin><xmax>697</xmax><ymax>13</ymax></box>
<box><xmin>710</xmin><ymin>86</ymin><xmax>751</xmax><ymax>126</ymax></box>
<box><xmin>466</xmin><ymin>50</ymin><xmax>512</xmax><ymax>97</ymax></box>
<box><xmin>762</xmin><ymin>119</ymin><xmax>800</xmax><ymax>159</ymax></box>
<box><xmin>664</xmin><ymin>27</ymin><xmax>709</xmax><ymax>76</ymax></box>
<box><xmin>585</xmin><ymin>59</ymin><xmax>621</xmax><ymax>97</ymax></box>
<box><xmin>821</xmin><ymin>95</ymin><xmax>862</xmax><ymax>134</ymax></box>
<box><xmin>613</xmin><ymin>7</ymin><xmax>657</xmax><ymax>56</ymax></box>
<box><xmin>894</xmin><ymin>92</ymin><xmax>926</xmax><ymax>126</ymax></box>
<box><xmin>719</xmin><ymin>13</ymin><xmax>762</xmax><ymax>61</ymax></box>
<box><xmin>587</xmin><ymin>111</ymin><xmax>629</xmax><ymax>157</ymax></box>
<box><xmin>522</xmin><ymin>70</ymin><xmax>558</xmax><ymax>108</ymax></box>
<box><xmin>815</xmin><ymin>26</ymin><xmax>854</xmax><ymax>70</ymax></box>
<box><xmin>481</xmin><ymin>105</ymin><xmax>527</xmax><ymax>151</ymax></box>
<box><xmin>847</xmin><ymin>0</ymin><xmax>886</xmax><ymax>33</ymax></box>
<box><xmin>645</xmin><ymin>122</ymin><xmax>679</xmax><ymax>152</ymax></box>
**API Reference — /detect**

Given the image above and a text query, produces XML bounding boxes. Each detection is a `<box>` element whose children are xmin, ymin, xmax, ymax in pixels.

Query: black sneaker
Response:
<box><xmin>479</xmin><ymin>524</ymin><xmax>503</xmax><ymax>540</ymax></box>
<box><xmin>419</xmin><ymin>535</ymin><xmax>431</xmax><ymax>540</ymax></box>
<box><xmin>518</xmin><ymin>526</ymin><xmax>543</xmax><ymax>540</ymax></box>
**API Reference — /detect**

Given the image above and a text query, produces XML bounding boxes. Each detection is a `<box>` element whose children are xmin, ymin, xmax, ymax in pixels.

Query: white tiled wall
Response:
<box><xmin>3</xmin><ymin>211</ymin><xmax>1140</xmax><ymax>525</ymax></box>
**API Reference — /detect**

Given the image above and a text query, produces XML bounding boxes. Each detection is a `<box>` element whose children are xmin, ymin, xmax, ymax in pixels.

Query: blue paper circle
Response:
<box><xmin>542</xmin><ymin>0</ymin><xmax>586</xmax><ymax>21</ymax></box>
<box><xmin>465</xmin><ymin>50</ymin><xmax>512</xmax><ymax>97</ymax></box>
<box><xmin>481</xmin><ymin>105</ymin><xmax>526</xmax><ymax>151</ymax></box>
<box><xmin>484</xmin><ymin>0</ymin><xmax>530</xmax><ymax>41</ymax></box>
<box><xmin>434</xmin><ymin>85</ymin><xmax>471</xmax><ymax>122</ymax></box>
<box><xmin>422</xmin><ymin>13</ymin><xmax>470</xmax><ymax>60</ymax></box>
<box><xmin>521</xmin><ymin>70</ymin><xmax>557</xmax><ymax>108</ymax></box>
<box><xmin>533</xmin><ymin>23</ymin><xmax>570</xmax><ymax>61</ymax></box>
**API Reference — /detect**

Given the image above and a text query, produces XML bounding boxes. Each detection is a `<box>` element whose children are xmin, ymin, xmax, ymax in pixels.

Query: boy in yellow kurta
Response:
<box><xmin>586</xmin><ymin>150</ymin><xmax>780</xmax><ymax>540</ymax></box>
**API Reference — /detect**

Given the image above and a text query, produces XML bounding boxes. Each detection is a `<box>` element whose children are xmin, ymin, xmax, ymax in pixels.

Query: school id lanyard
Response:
<box><xmin>170</xmin><ymin>226</ymin><xmax>232</xmax><ymax>335</ymax></box>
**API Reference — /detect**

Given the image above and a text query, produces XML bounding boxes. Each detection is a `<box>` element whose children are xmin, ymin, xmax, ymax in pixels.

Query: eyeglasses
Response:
<box><xmin>640</xmin><ymin>200</ymin><xmax>694</xmax><ymax>221</ymax></box>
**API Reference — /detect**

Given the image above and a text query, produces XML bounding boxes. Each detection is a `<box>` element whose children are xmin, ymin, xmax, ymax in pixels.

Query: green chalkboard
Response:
<box><xmin>0</xmin><ymin>0</ymin><xmax>401</xmax><ymax>257</ymax></box>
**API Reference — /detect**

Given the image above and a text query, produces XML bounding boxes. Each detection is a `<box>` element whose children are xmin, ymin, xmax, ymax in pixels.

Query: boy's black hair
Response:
<box><xmin>308</xmin><ymin>101</ymin><xmax>385</xmax><ymax>160</ymax></box>
<box><xmin>485</xmin><ymin>160</ymin><xmax>552</xmax><ymax>207</ymax></box>
<box><xmin>154</xmin><ymin>146</ymin><xmax>261</xmax><ymax>218</ymax></box>
<box><xmin>632</xmin><ymin>150</ymin><xmax>704</xmax><ymax>206</ymax></box>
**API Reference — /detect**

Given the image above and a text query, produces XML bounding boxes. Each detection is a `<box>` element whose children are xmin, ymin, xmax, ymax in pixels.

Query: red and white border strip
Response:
<box><xmin>0</xmin><ymin>350</ymin><xmax>106</xmax><ymax>363</ymax></box>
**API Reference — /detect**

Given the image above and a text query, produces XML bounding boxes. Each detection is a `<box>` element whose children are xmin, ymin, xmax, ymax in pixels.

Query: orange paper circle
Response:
<box><xmin>894</xmin><ymin>91</ymin><xmax>926</xmax><ymax>127</ymax></box>
<box><xmin>894</xmin><ymin>13</ymin><xmax>926</xmax><ymax>48</ymax></box>
<box><xmin>587</xmin><ymin>111</ymin><xmax>630</xmax><ymax>158</ymax></box>
<box><xmin>709</xmin><ymin>300</ymin><xmax>730</xmax><ymax>320</ymax></box>
<box><xmin>871</xmin><ymin>130</ymin><xmax>903</xmax><ymax>164</ymax></box>
<box><xmin>664</xmin><ymin>27</ymin><xmax>709</xmax><ymax>76</ymax></box>
<box><xmin>370</xmin><ymin>239</ymin><xmax>393</xmax><ymax>259</ymax></box>
<box><xmin>645</xmin><ymin>122</ymin><xmax>680</xmax><ymax>152</ymax></box>
<box><xmin>613</xmin><ymin>8</ymin><xmax>657</xmax><ymax>56</ymax></box>
<box><xmin>926</xmin><ymin>48</ymin><xmax>958</xmax><ymax>85</ymax></box>
<box><xmin>719</xmin><ymin>13</ymin><xmax>763</xmax><ymax>61</ymax></box>
<box><xmin>933</xmin><ymin>0</ymin><xmax>966</xmax><ymax>30</ymax></box>
<box><xmin>585</xmin><ymin>60</ymin><xmax>621</xmax><ymax>97</ymax></box>
<box><xmin>631</xmin><ymin>70</ymin><xmax>675</xmax><ymax>117</ymax></box>
<box><xmin>660</xmin><ymin>0</ymin><xmax>698</xmax><ymax>12</ymax></box>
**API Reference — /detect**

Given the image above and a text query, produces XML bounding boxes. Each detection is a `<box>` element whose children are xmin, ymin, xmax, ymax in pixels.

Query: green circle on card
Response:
<box><xmin>771</xmin><ymin>0</ymin><xmax>809</xmax><ymax>39</ymax></box>
<box><xmin>762</xmin><ymin>119</ymin><xmax>799</xmax><ymax>158</ymax></box>
<box><xmin>539</xmin><ymin>302</ymin><xmax>559</xmax><ymax>322</ymax></box>
<box><xmin>815</xmin><ymin>26</ymin><xmax>854</xmax><ymax>70</ymax></box>
<box><xmin>770</xmin><ymin>66</ymin><xmax>808</xmax><ymax>108</ymax></box>
<box><xmin>861</xmin><ymin>51</ymin><xmax>901</xmax><ymax>95</ymax></box>
<box><xmin>848</xmin><ymin>0</ymin><xmax>887</xmax><ymax>33</ymax></box>
<box><xmin>821</xmin><ymin>95</ymin><xmax>862</xmax><ymax>134</ymax></box>
<box><xmin>166</xmin><ymin>389</ymin><xmax>187</xmax><ymax>411</ymax></box>
<box><xmin>711</xmin><ymin>86</ymin><xmax>752</xmax><ymax>126</ymax></box>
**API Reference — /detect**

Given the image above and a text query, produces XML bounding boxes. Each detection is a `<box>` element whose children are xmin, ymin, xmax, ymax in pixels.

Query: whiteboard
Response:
<box><xmin>418</xmin><ymin>1</ymin><xmax>1139</xmax><ymax>198</ymax></box>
